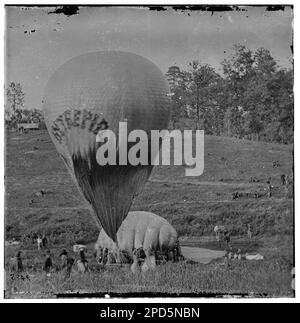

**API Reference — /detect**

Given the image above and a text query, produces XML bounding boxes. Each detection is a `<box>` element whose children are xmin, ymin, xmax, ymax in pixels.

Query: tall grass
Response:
<box><xmin>6</xmin><ymin>258</ymin><xmax>294</xmax><ymax>298</ymax></box>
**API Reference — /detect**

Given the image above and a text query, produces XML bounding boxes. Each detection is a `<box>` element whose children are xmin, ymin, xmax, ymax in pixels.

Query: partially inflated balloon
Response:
<box><xmin>43</xmin><ymin>51</ymin><xmax>170</xmax><ymax>242</ymax></box>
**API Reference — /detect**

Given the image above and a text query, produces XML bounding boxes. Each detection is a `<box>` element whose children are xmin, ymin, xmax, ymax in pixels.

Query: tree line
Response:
<box><xmin>166</xmin><ymin>44</ymin><xmax>293</xmax><ymax>144</ymax></box>
<box><xmin>5</xmin><ymin>44</ymin><xmax>293</xmax><ymax>144</ymax></box>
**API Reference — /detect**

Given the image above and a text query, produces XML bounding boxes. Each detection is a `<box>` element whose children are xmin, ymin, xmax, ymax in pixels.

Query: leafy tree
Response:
<box><xmin>254</xmin><ymin>48</ymin><xmax>277</xmax><ymax>76</ymax></box>
<box><xmin>264</xmin><ymin>68</ymin><xmax>293</xmax><ymax>143</ymax></box>
<box><xmin>187</xmin><ymin>61</ymin><xmax>222</xmax><ymax>130</ymax></box>
<box><xmin>165</xmin><ymin>44</ymin><xmax>293</xmax><ymax>144</ymax></box>
<box><xmin>166</xmin><ymin>66</ymin><xmax>182</xmax><ymax>90</ymax></box>
<box><xmin>166</xmin><ymin>66</ymin><xmax>191</xmax><ymax>128</ymax></box>
<box><xmin>6</xmin><ymin>82</ymin><xmax>25</xmax><ymax>127</ymax></box>
<box><xmin>221</xmin><ymin>44</ymin><xmax>293</xmax><ymax>143</ymax></box>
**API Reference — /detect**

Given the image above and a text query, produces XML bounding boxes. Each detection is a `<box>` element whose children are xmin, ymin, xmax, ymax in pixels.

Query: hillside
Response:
<box><xmin>5</xmin><ymin>130</ymin><xmax>293</xmax><ymax>244</ymax></box>
<box><xmin>5</xmin><ymin>129</ymin><xmax>294</xmax><ymax>297</ymax></box>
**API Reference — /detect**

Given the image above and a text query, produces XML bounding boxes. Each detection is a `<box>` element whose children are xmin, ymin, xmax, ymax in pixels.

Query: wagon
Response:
<box><xmin>17</xmin><ymin>123</ymin><xmax>39</xmax><ymax>133</ymax></box>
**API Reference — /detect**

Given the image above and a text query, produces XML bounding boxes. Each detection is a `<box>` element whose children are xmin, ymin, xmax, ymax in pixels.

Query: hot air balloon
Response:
<box><xmin>43</xmin><ymin>51</ymin><xmax>170</xmax><ymax>242</ymax></box>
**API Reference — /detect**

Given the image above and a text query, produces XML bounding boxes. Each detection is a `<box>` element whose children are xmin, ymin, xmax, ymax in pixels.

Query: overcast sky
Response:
<box><xmin>5</xmin><ymin>6</ymin><xmax>293</xmax><ymax>109</ymax></box>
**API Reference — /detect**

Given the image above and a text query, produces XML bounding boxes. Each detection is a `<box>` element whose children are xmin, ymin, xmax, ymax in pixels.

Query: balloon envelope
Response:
<box><xmin>43</xmin><ymin>51</ymin><xmax>170</xmax><ymax>242</ymax></box>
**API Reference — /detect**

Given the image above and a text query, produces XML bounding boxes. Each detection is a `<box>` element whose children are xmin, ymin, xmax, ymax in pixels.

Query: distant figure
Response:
<box><xmin>32</xmin><ymin>233</ymin><xmax>38</xmax><ymax>244</ymax></box>
<box><xmin>44</xmin><ymin>250</ymin><xmax>52</xmax><ymax>275</ymax></box>
<box><xmin>237</xmin><ymin>249</ymin><xmax>242</xmax><ymax>261</ymax></box>
<box><xmin>131</xmin><ymin>252</ymin><xmax>140</xmax><ymax>274</ymax></box>
<box><xmin>214</xmin><ymin>225</ymin><xmax>219</xmax><ymax>236</ymax></box>
<box><xmin>59</xmin><ymin>249</ymin><xmax>74</xmax><ymax>277</ymax></box>
<box><xmin>281</xmin><ymin>174</ymin><xmax>286</xmax><ymax>186</ymax></box>
<box><xmin>214</xmin><ymin>225</ymin><xmax>221</xmax><ymax>247</ymax></box>
<box><xmin>227</xmin><ymin>251</ymin><xmax>232</xmax><ymax>261</ymax></box>
<box><xmin>224</xmin><ymin>256</ymin><xmax>230</xmax><ymax>268</ymax></box>
<box><xmin>284</xmin><ymin>175</ymin><xmax>292</xmax><ymax>198</ymax></box>
<box><xmin>291</xmin><ymin>267</ymin><xmax>295</xmax><ymax>290</ymax></box>
<box><xmin>232</xmin><ymin>192</ymin><xmax>240</xmax><ymax>200</ymax></box>
<box><xmin>285</xmin><ymin>175</ymin><xmax>292</xmax><ymax>198</ymax></box>
<box><xmin>224</xmin><ymin>230</ymin><xmax>231</xmax><ymax>249</ymax></box>
<box><xmin>247</xmin><ymin>224</ymin><xmax>252</xmax><ymax>239</ymax></box>
<box><xmin>66</xmin><ymin>257</ymin><xmax>75</xmax><ymax>277</ymax></box>
<box><xmin>266</xmin><ymin>178</ymin><xmax>272</xmax><ymax>198</ymax></box>
<box><xmin>173</xmin><ymin>241</ymin><xmax>182</xmax><ymax>262</ymax></box>
<box><xmin>16</xmin><ymin>251</ymin><xmax>23</xmax><ymax>272</ymax></box>
<box><xmin>59</xmin><ymin>249</ymin><xmax>68</xmax><ymax>269</ymax></box>
<box><xmin>267</xmin><ymin>184</ymin><xmax>272</xmax><ymax>198</ymax></box>
<box><xmin>103</xmin><ymin>248</ymin><xmax>109</xmax><ymax>264</ymax></box>
<box><xmin>79</xmin><ymin>248</ymin><xmax>86</xmax><ymax>262</ymax></box>
<box><xmin>37</xmin><ymin>236</ymin><xmax>42</xmax><ymax>250</ymax></box>
<box><xmin>77</xmin><ymin>248</ymin><xmax>88</xmax><ymax>273</ymax></box>
<box><xmin>42</xmin><ymin>235</ymin><xmax>48</xmax><ymax>249</ymax></box>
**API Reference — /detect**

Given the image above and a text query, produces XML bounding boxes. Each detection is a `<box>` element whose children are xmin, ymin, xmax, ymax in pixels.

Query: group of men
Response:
<box><xmin>10</xmin><ymin>246</ymin><xmax>89</xmax><ymax>278</ymax></box>
<box><xmin>214</xmin><ymin>224</ymin><xmax>252</xmax><ymax>249</ymax></box>
<box><xmin>46</xmin><ymin>247</ymin><xmax>89</xmax><ymax>276</ymax></box>
<box><xmin>213</xmin><ymin>225</ymin><xmax>232</xmax><ymax>249</ymax></box>
<box><xmin>232</xmin><ymin>174</ymin><xmax>292</xmax><ymax>201</ymax></box>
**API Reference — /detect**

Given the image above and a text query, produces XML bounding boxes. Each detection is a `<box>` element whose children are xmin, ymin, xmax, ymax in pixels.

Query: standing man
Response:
<box><xmin>59</xmin><ymin>249</ymin><xmax>68</xmax><ymax>269</ymax></box>
<box><xmin>224</xmin><ymin>230</ymin><xmax>231</xmax><ymax>250</ymax></box>
<box><xmin>214</xmin><ymin>225</ymin><xmax>219</xmax><ymax>240</ymax></box>
<box><xmin>37</xmin><ymin>236</ymin><xmax>42</xmax><ymax>250</ymax></box>
<box><xmin>44</xmin><ymin>250</ymin><xmax>52</xmax><ymax>276</ymax></box>
<box><xmin>285</xmin><ymin>175</ymin><xmax>292</xmax><ymax>198</ymax></box>
<box><xmin>59</xmin><ymin>249</ymin><xmax>74</xmax><ymax>277</ymax></box>
<box><xmin>42</xmin><ymin>234</ymin><xmax>48</xmax><ymax>249</ymax></box>
<box><xmin>247</xmin><ymin>224</ymin><xmax>252</xmax><ymax>239</ymax></box>
<box><xmin>77</xmin><ymin>247</ymin><xmax>88</xmax><ymax>273</ymax></box>
<box><xmin>66</xmin><ymin>256</ymin><xmax>75</xmax><ymax>277</ymax></box>
<box><xmin>16</xmin><ymin>251</ymin><xmax>23</xmax><ymax>273</ymax></box>
<box><xmin>266</xmin><ymin>178</ymin><xmax>272</xmax><ymax>198</ymax></box>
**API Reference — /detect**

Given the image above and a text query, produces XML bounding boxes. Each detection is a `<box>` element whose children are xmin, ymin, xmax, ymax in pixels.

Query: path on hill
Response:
<box><xmin>7</xmin><ymin>197</ymin><xmax>292</xmax><ymax>212</ymax></box>
<box><xmin>7</xmin><ymin>174</ymin><xmax>265</xmax><ymax>188</ymax></box>
<box><xmin>149</xmin><ymin>178</ymin><xmax>264</xmax><ymax>188</ymax></box>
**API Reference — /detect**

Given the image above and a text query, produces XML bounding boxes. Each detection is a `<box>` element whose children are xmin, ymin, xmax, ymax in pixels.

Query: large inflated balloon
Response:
<box><xmin>43</xmin><ymin>51</ymin><xmax>170</xmax><ymax>242</ymax></box>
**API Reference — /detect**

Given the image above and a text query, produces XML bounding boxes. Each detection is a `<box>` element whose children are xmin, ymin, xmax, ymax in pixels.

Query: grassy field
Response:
<box><xmin>4</xmin><ymin>129</ymin><xmax>294</xmax><ymax>298</ymax></box>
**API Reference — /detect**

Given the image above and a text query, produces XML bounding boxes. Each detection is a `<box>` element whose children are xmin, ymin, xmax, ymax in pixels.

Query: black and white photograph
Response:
<box><xmin>3</xmin><ymin>3</ymin><xmax>295</xmax><ymax>300</ymax></box>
